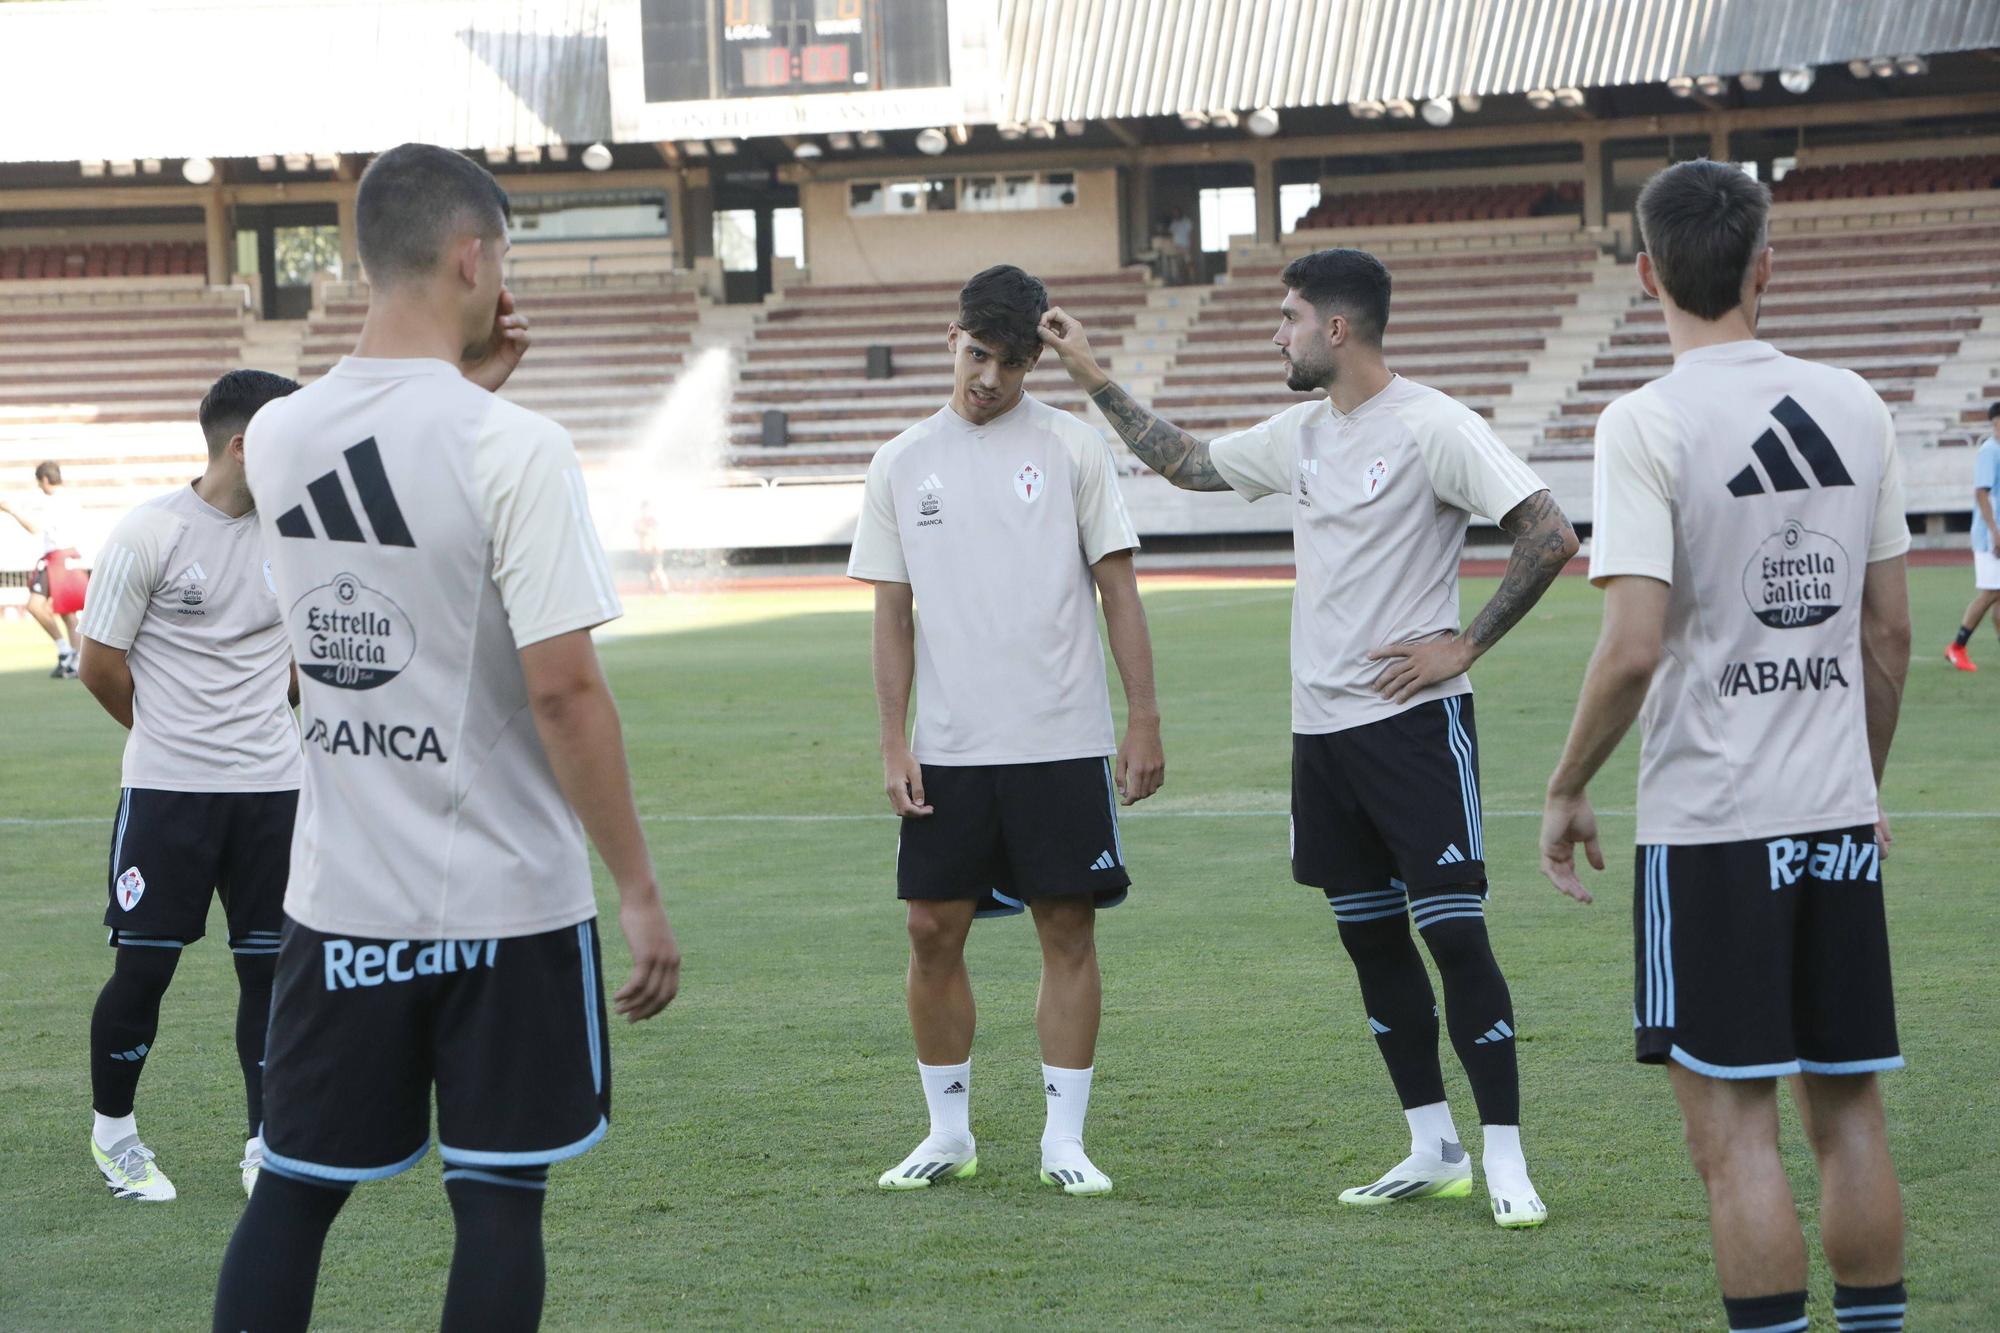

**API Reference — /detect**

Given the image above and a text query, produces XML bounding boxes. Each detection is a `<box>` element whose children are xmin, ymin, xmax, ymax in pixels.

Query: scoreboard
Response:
<box><xmin>609</xmin><ymin>0</ymin><xmax>997</xmax><ymax>143</ymax></box>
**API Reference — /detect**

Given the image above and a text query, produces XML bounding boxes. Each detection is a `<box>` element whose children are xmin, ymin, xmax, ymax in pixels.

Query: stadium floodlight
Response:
<box><xmin>1846</xmin><ymin>58</ymin><xmax>1873</xmax><ymax>78</ymax></box>
<box><xmin>140</xmin><ymin>158</ymin><xmax>162</xmax><ymax>174</ymax></box>
<box><xmin>682</xmin><ymin>140</ymin><xmax>710</xmax><ymax>157</ymax></box>
<box><xmin>1348</xmin><ymin>100</ymin><xmax>1385</xmax><ymax>120</ymax></box>
<box><xmin>514</xmin><ymin>145</ymin><xmax>542</xmax><ymax>165</ymax></box>
<box><xmin>581</xmin><ymin>142</ymin><xmax>614</xmax><ymax>170</ymax></box>
<box><xmin>256</xmin><ymin>155</ymin><xmax>278</xmax><ymax>172</ymax></box>
<box><xmin>1061</xmin><ymin>120</ymin><xmax>1086</xmax><ymax>137</ymax></box>
<box><xmin>1525</xmin><ymin>87</ymin><xmax>1556</xmax><ymax>109</ymax></box>
<box><xmin>181</xmin><ymin>157</ymin><xmax>216</xmax><ymax>185</ymax></box>
<box><xmin>110</xmin><ymin>159</ymin><xmax>137</xmax><ymax>176</ymax></box>
<box><xmin>1420</xmin><ymin>97</ymin><xmax>1454</xmax><ymax>127</ymax></box>
<box><xmin>282</xmin><ymin>152</ymin><xmax>310</xmax><ymax>172</ymax></box>
<box><xmin>546</xmin><ymin>142</ymin><xmax>569</xmax><ymax>161</ymax></box>
<box><xmin>826</xmin><ymin>131</ymin><xmax>854</xmax><ymax>151</ymax></box>
<box><xmin>857</xmin><ymin>130</ymin><xmax>884</xmax><ymax>149</ymax></box>
<box><xmin>1209</xmin><ymin>110</ymin><xmax>1239</xmax><ymax>129</ymax></box>
<box><xmin>1246</xmin><ymin>106</ymin><xmax>1281</xmax><ymax>137</ymax></box>
<box><xmin>914</xmin><ymin>127</ymin><xmax>949</xmax><ymax>155</ymax></box>
<box><xmin>949</xmin><ymin>124</ymin><xmax>972</xmax><ymax>145</ymax></box>
<box><xmin>313</xmin><ymin>152</ymin><xmax>340</xmax><ymax>171</ymax></box>
<box><xmin>482</xmin><ymin>147</ymin><xmax>509</xmax><ymax>165</ymax></box>
<box><xmin>1868</xmin><ymin>56</ymin><xmax>1895</xmax><ymax>78</ymax></box>
<box><xmin>1383</xmin><ymin>98</ymin><xmax>1416</xmax><ymax>119</ymax></box>
<box><xmin>792</xmin><ymin>140</ymin><xmax>824</xmax><ymax>159</ymax></box>
<box><xmin>1455</xmin><ymin>93</ymin><xmax>1482</xmax><ymax>113</ymax></box>
<box><xmin>1694</xmin><ymin>74</ymin><xmax>1726</xmax><ymax>97</ymax></box>
<box><xmin>1665</xmin><ymin>76</ymin><xmax>1694</xmax><ymax>98</ymax></box>
<box><xmin>1555</xmin><ymin>86</ymin><xmax>1586</xmax><ymax>108</ymax></box>
<box><xmin>1027</xmin><ymin>119</ymin><xmax>1057</xmax><ymax>140</ymax></box>
<box><xmin>710</xmin><ymin>139</ymin><xmax>739</xmax><ymax>156</ymax></box>
<box><xmin>995</xmin><ymin>121</ymin><xmax>1025</xmax><ymax>140</ymax></box>
<box><xmin>1179</xmin><ymin>112</ymin><xmax>1207</xmax><ymax>131</ymax></box>
<box><xmin>1779</xmin><ymin>65</ymin><xmax>1815</xmax><ymax>94</ymax></box>
<box><xmin>1737</xmin><ymin>71</ymin><xmax>1765</xmax><ymax>91</ymax></box>
<box><xmin>1896</xmin><ymin>54</ymin><xmax>1928</xmax><ymax>77</ymax></box>
<box><xmin>80</xmin><ymin>160</ymin><xmax>105</xmax><ymax>178</ymax></box>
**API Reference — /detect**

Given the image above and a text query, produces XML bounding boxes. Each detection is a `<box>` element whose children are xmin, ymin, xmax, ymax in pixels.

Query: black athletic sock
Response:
<box><xmin>441</xmin><ymin>1166</ymin><xmax>549</xmax><ymax>1333</ymax></box>
<box><xmin>89</xmin><ymin>944</ymin><xmax>181</xmax><ymax>1119</ymax></box>
<box><xmin>211</xmin><ymin>1168</ymin><xmax>351</xmax><ymax>1333</ymax></box>
<box><xmin>1333</xmin><ymin>912</ymin><xmax>1447</xmax><ymax>1110</ymax></box>
<box><xmin>1955</xmin><ymin>624</ymin><xmax>1974</xmax><ymax>648</ymax></box>
<box><xmin>1414</xmin><ymin>895</ymin><xmax>1520</xmax><ymax>1127</ymax></box>
<box><xmin>1723</xmin><ymin>1290</ymin><xmax>1807</xmax><ymax>1333</ymax></box>
<box><xmin>233</xmin><ymin>952</ymin><xmax>276</xmax><ymax>1136</ymax></box>
<box><xmin>1834</xmin><ymin>1280</ymin><xmax>1906</xmax><ymax>1331</ymax></box>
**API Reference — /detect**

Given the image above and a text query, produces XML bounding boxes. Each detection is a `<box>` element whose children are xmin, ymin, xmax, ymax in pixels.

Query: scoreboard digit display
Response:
<box><xmin>639</xmin><ymin>0</ymin><xmax>950</xmax><ymax>105</ymax></box>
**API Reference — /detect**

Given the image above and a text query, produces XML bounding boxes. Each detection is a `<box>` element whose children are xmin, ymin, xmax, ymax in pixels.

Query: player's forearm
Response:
<box><xmin>1545</xmin><ymin>646</ymin><xmax>1654</xmax><ymax>799</ymax></box>
<box><xmin>1861</xmin><ymin>620</ymin><xmax>1911</xmax><ymax>786</ymax></box>
<box><xmin>1465</xmin><ymin>491</ymin><xmax>1579</xmax><ymax>658</ymax></box>
<box><xmin>1978</xmin><ymin>489</ymin><xmax>1996</xmax><ymax>541</ymax></box>
<box><xmin>76</xmin><ymin>641</ymin><xmax>134</xmax><ymax>729</ymax></box>
<box><xmin>530</xmin><ymin>682</ymin><xmax>657</xmax><ymax>899</ymax></box>
<box><xmin>871</xmin><ymin>605</ymin><xmax>917</xmax><ymax>753</ymax></box>
<box><xmin>1098</xmin><ymin>580</ymin><xmax>1162</xmax><ymax>725</ymax></box>
<box><xmin>1</xmin><ymin>510</ymin><xmax>33</xmax><ymax>536</ymax></box>
<box><xmin>1087</xmin><ymin>382</ymin><xmax>1230</xmax><ymax>492</ymax></box>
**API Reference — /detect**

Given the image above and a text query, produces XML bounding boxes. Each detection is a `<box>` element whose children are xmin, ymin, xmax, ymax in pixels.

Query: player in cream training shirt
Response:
<box><xmin>1039</xmin><ymin>248</ymin><xmax>1580</xmax><ymax>1229</ymax></box>
<box><xmin>849</xmin><ymin>265</ymin><xmax>1160</xmax><ymax>1198</ymax></box>
<box><xmin>1540</xmin><ymin>161</ymin><xmax>1912</xmax><ymax>1333</ymax></box>
<box><xmin>69</xmin><ymin>371</ymin><xmax>302</xmax><ymax>1205</ymax></box>
<box><xmin>213</xmin><ymin>144</ymin><xmax>680</xmax><ymax>1333</ymax></box>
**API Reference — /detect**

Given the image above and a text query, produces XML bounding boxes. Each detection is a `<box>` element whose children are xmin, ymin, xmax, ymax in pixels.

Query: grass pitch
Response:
<box><xmin>1</xmin><ymin>568</ymin><xmax>1996</xmax><ymax>1330</ymax></box>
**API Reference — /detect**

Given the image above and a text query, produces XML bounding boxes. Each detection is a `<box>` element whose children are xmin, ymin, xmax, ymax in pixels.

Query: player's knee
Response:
<box><xmin>112</xmin><ymin>943</ymin><xmax>181</xmax><ymax>999</ymax></box>
<box><xmin>1413</xmin><ymin>903</ymin><xmax>1496</xmax><ymax>973</ymax></box>
<box><xmin>905</xmin><ymin>903</ymin><xmax>970</xmax><ymax>964</ymax></box>
<box><xmin>1681</xmin><ymin>1112</ymin><xmax>1776</xmax><ymax>1186</ymax></box>
<box><xmin>233</xmin><ymin>950</ymin><xmax>277</xmax><ymax>990</ymax></box>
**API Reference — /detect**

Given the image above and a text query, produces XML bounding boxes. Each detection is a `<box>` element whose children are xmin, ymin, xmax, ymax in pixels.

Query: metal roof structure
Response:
<box><xmin>0</xmin><ymin>0</ymin><xmax>1994</xmax><ymax>163</ymax></box>
<box><xmin>995</xmin><ymin>0</ymin><xmax>2000</xmax><ymax>121</ymax></box>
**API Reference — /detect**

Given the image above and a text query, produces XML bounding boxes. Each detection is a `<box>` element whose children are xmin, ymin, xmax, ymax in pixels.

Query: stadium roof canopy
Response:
<box><xmin>0</xmin><ymin>0</ymin><xmax>1995</xmax><ymax>164</ymax></box>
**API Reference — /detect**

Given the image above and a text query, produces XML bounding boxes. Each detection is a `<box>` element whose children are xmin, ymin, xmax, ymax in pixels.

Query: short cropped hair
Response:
<box><xmin>956</xmin><ymin>264</ymin><xmax>1048</xmax><ymax>359</ymax></box>
<box><xmin>34</xmin><ymin>461</ymin><xmax>60</xmax><ymax>486</ymax></box>
<box><xmin>199</xmin><ymin>369</ymin><xmax>301</xmax><ymax>454</ymax></box>
<box><xmin>1988</xmin><ymin>400</ymin><xmax>2000</xmax><ymax>420</ymax></box>
<box><xmin>1636</xmin><ymin>160</ymin><xmax>1771</xmax><ymax>321</ymax></box>
<box><xmin>1280</xmin><ymin>248</ymin><xmax>1392</xmax><ymax>345</ymax></box>
<box><xmin>355</xmin><ymin>143</ymin><xmax>511</xmax><ymax>286</ymax></box>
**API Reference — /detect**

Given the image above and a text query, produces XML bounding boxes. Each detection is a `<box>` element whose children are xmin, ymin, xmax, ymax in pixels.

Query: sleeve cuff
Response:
<box><xmin>1588</xmin><ymin>558</ymin><xmax>1673</xmax><ymax>586</ymax></box>
<box><xmin>510</xmin><ymin>604</ymin><xmax>621</xmax><ymax>650</ymax></box>
<box><xmin>846</xmin><ymin>567</ymin><xmax>909</xmax><ymax>584</ymax></box>
<box><xmin>1866</xmin><ymin>534</ymin><xmax>1913</xmax><ymax>563</ymax></box>
<box><xmin>1086</xmin><ymin>539</ymin><xmax>1141</xmax><ymax>565</ymax></box>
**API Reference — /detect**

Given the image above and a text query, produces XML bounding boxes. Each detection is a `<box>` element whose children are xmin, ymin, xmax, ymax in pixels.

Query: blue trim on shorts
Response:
<box><xmin>1797</xmin><ymin>1054</ymin><xmax>1906</xmax><ymax>1075</ymax></box>
<box><xmin>438</xmin><ymin>1116</ymin><xmax>607</xmax><ymax>1168</ymax></box>
<box><xmin>442</xmin><ymin>1167</ymin><xmax>549</xmax><ymax>1191</ymax></box>
<box><xmin>577</xmin><ymin>923</ymin><xmax>603</xmax><ymax>1095</ymax></box>
<box><xmin>262</xmin><ymin>1139</ymin><xmax>430</xmax><ymax>1182</ymax></box>
<box><xmin>114</xmin><ymin>936</ymin><xmax>184</xmax><ymax>950</ymax></box>
<box><xmin>1668</xmin><ymin>1045</ymin><xmax>1801</xmax><ymax>1080</ymax></box>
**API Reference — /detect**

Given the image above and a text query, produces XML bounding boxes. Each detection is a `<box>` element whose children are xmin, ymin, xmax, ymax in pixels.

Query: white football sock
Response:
<box><xmin>1482</xmin><ymin>1123</ymin><xmax>1534</xmax><ymax>1195</ymax></box>
<box><xmin>1040</xmin><ymin>1063</ymin><xmax>1093</xmax><ymax>1153</ymax></box>
<box><xmin>1405</xmin><ymin>1100</ymin><xmax>1462</xmax><ymax>1159</ymax></box>
<box><xmin>918</xmin><ymin>1059</ymin><xmax>971</xmax><ymax>1147</ymax></box>
<box><xmin>93</xmin><ymin>1111</ymin><xmax>137</xmax><ymax>1150</ymax></box>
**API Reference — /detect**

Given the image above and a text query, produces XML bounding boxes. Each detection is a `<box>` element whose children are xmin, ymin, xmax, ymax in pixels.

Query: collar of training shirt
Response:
<box><xmin>179</xmin><ymin>482</ymin><xmax>254</xmax><ymax>527</ymax></box>
<box><xmin>939</xmin><ymin>392</ymin><xmax>1033</xmax><ymax>436</ymax></box>
<box><xmin>1321</xmin><ymin>372</ymin><xmax>1403</xmax><ymax>426</ymax></box>
<box><xmin>326</xmin><ymin>356</ymin><xmax>464</xmax><ymax>382</ymax></box>
<box><xmin>1669</xmin><ymin>338</ymin><xmax>1780</xmax><ymax>369</ymax></box>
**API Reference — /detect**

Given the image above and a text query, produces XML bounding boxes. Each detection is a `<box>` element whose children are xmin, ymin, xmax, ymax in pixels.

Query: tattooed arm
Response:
<box><xmin>1366</xmin><ymin>489</ymin><xmax>1580</xmax><ymax>704</ymax></box>
<box><xmin>1038</xmin><ymin>306</ymin><xmax>1232</xmax><ymax>492</ymax></box>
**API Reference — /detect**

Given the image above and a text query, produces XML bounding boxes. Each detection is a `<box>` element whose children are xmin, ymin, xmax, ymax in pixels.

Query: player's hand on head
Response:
<box><xmin>1036</xmin><ymin>307</ymin><xmax>1097</xmax><ymax>381</ymax></box>
<box><xmin>613</xmin><ymin>895</ymin><xmax>680</xmax><ymax>1022</ymax></box>
<box><xmin>885</xmin><ymin>746</ymin><xmax>933</xmax><ymax>818</ymax></box>
<box><xmin>1365</xmin><ymin>632</ymin><xmax>1476</xmax><ymax>704</ymax></box>
<box><xmin>1116</xmin><ymin>719</ymin><xmax>1164</xmax><ymax>805</ymax></box>
<box><xmin>461</xmin><ymin>287</ymin><xmax>530</xmax><ymax>393</ymax></box>
<box><xmin>1538</xmin><ymin>792</ymin><xmax>1602</xmax><ymax>905</ymax></box>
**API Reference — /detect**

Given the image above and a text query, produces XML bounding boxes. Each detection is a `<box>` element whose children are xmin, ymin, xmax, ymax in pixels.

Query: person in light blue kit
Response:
<box><xmin>1945</xmin><ymin>401</ymin><xmax>2000</xmax><ymax>672</ymax></box>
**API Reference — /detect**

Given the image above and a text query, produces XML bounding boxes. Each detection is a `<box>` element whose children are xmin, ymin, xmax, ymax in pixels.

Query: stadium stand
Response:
<box><xmin>722</xmin><ymin>269</ymin><xmax>1149</xmax><ymax>470</ymax></box>
<box><xmin>297</xmin><ymin>274</ymin><xmax>703</xmax><ymax>456</ymax></box>
<box><xmin>0</xmin><ymin>241</ymin><xmax>207</xmax><ymax>281</ymax></box>
<box><xmin>1292</xmin><ymin>181</ymin><xmax>1581</xmax><ymax>229</ymax></box>
<box><xmin>1533</xmin><ymin>209</ymin><xmax>2000</xmax><ymax>460</ymax></box>
<box><xmin>1769</xmin><ymin>155</ymin><xmax>2000</xmax><ymax>202</ymax></box>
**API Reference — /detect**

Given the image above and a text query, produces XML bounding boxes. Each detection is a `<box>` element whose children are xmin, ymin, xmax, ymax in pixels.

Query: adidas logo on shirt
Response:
<box><xmin>275</xmin><ymin>438</ymin><xmax>417</xmax><ymax>547</ymax></box>
<box><xmin>1474</xmin><ymin>1019</ymin><xmax>1515</xmax><ymax>1045</ymax></box>
<box><xmin>1725</xmin><ymin>397</ymin><xmax>1854</xmax><ymax>497</ymax></box>
<box><xmin>918</xmin><ymin>473</ymin><xmax>945</xmax><ymax>491</ymax></box>
<box><xmin>1435</xmin><ymin>843</ymin><xmax>1467</xmax><ymax>866</ymax></box>
<box><xmin>177</xmin><ymin>561</ymin><xmax>207</xmax><ymax>583</ymax></box>
<box><xmin>1088</xmin><ymin>850</ymin><xmax>1117</xmax><ymax>871</ymax></box>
